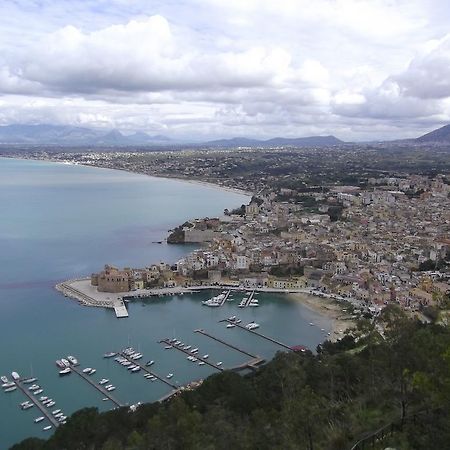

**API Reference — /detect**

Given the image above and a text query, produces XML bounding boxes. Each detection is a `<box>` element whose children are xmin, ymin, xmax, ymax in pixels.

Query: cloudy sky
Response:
<box><xmin>1</xmin><ymin>0</ymin><xmax>450</xmax><ymax>141</ymax></box>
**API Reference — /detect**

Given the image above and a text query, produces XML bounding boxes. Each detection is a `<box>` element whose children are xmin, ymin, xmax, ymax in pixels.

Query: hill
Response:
<box><xmin>0</xmin><ymin>124</ymin><xmax>172</xmax><ymax>146</ymax></box>
<box><xmin>416</xmin><ymin>124</ymin><xmax>450</xmax><ymax>143</ymax></box>
<box><xmin>205</xmin><ymin>135</ymin><xmax>344</xmax><ymax>147</ymax></box>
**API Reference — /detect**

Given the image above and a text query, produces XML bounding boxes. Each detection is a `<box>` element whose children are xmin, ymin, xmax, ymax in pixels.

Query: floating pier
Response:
<box><xmin>244</xmin><ymin>290</ymin><xmax>256</xmax><ymax>307</ymax></box>
<box><xmin>14</xmin><ymin>379</ymin><xmax>60</xmax><ymax>428</ymax></box>
<box><xmin>159</xmin><ymin>339</ymin><xmax>224</xmax><ymax>372</ymax></box>
<box><xmin>219</xmin><ymin>290</ymin><xmax>232</xmax><ymax>306</ymax></box>
<box><xmin>221</xmin><ymin>319</ymin><xmax>296</xmax><ymax>351</ymax></box>
<box><xmin>69</xmin><ymin>365</ymin><xmax>124</xmax><ymax>407</ymax></box>
<box><xmin>118</xmin><ymin>352</ymin><xmax>177</xmax><ymax>389</ymax></box>
<box><xmin>194</xmin><ymin>329</ymin><xmax>257</xmax><ymax>359</ymax></box>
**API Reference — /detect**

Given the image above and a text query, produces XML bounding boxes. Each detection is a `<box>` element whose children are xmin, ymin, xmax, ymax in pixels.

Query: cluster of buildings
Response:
<box><xmin>91</xmin><ymin>173</ymin><xmax>450</xmax><ymax>318</ymax></box>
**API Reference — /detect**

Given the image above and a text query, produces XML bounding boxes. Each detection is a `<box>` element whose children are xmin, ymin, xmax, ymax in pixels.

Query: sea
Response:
<box><xmin>0</xmin><ymin>157</ymin><xmax>331</xmax><ymax>448</ymax></box>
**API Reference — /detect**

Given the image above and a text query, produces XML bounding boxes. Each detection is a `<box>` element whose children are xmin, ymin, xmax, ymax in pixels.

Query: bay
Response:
<box><xmin>0</xmin><ymin>158</ymin><xmax>331</xmax><ymax>448</ymax></box>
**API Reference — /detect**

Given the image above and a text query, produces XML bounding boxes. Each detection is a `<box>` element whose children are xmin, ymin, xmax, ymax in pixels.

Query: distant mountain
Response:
<box><xmin>416</xmin><ymin>124</ymin><xmax>450</xmax><ymax>143</ymax></box>
<box><xmin>0</xmin><ymin>124</ymin><xmax>172</xmax><ymax>146</ymax></box>
<box><xmin>205</xmin><ymin>135</ymin><xmax>344</xmax><ymax>147</ymax></box>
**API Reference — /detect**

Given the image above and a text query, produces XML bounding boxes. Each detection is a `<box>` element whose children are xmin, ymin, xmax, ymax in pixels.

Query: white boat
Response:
<box><xmin>226</xmin><ymin>324</ymin><xmax>236</xmax><ymax>328</ymax></box>
<box><xmin>166</xmin><ymin>373</ymin><xmax>174</xmax><ymax>379</ymax></box>
<box><xmin>52</xmin><ymin>409</ymin><xmax>61</xmax><ymax>415</ymax></box>
<box><xmin>145</xmin><ymin>360</ymin><xmax>154</xmax><ymax>366</ymax></box>
<box><xmin>59</xmin><ymin>368</ymin><xmax>71</xmax><ymax>376</ymax></box>
<box><xmin>122</xmin><ymin>361</ymin><xmax>131</xmax><ymax>366</ymax></box>
<box><xmin>198</xmin><ymin>362</ymin><xmax>205</xmax><ymax>366</ymax></box>
<box><xmin>34</xmin><ymin>389</ymin><xmax>44</xmax><ymax>395</ymax></box>
<box><xmin>104</xmin><ymin>384</ymin><xmax>112</xmax><ymax>389</ymax></box>
<box><xmin>39</xmin><ymin>396</ymin><xmax>48</xmax><ymax>401</ymax></box>
<box><xmin>2</xmin><ymin>382</ymin><xmax>15</xmax><ymax>388</ymax></box>
<box><xmin>23</xmin><ymin>403</ymin><xmax>34</xmax><ymax>410</ymax></box>
<box><xmin>164</xmin><ymin>345</ymin><xmax>173</xmax><ymax>350</ymax></box>
<box><xmin>82</xmin><ymin>367</ymin><xmax>92</xmax><ymax>373</ymax></box>
<box><xmin>216</xmin><ymin>362</ymin><xmax>223</xmax><ymax>366</ymax></box>
<box><xmin>102</xmin><ymin>398</ymin><xmax>109</xmax><ymax>401</ymax></box>
<box><xmin>11</xmin><ymin>372</ymin><xmax>20</xmax><ymax>380</ymax></box>
<box><xmin>127</xmin><ymin>365</ymin><xmax>137</xmax><ymax>370</ymax></box>
<box><xmin>4</xmin><ymin>386</ymin><xmax>17</xmax><ymax>392</ymax></box>
<box><xmin>184</xmin><ymin>345</ymin><xmax>191</xmax><ymax>350</ymax></box>
<box><xmin>203</xmin><ymin>354</ymin><xmax>209</xmax><ymax>359</ymax></box>
<box><xmin>229</xmin><ymin>316</ymin><xmax>236</xmax><ymax>321</ymax></box>
<box><xmin>55</xmin><ymin>413</ymin><xmax>64</xmax><ymax>418</ymax></box>
<box><xmin>132</xmin><ymin>354</ymin><xmax>143</xmax><ymax>360</ymax></box>
<box><xmin>131</xmin><ymin>367</ymin><xmax>140</xmax><ymax>372</ymax></box>
<box><xmin>23</xmin><ymin>377</ymin><xmax>37</xmax><ymax>384</ymax></box>
<box><xmin>107</xmin><ymin>386</ymin><xmax>116</xmax><ymax>391</ymax></box>
<box><xmin>56</xmin><ymin>360</ymin><xmax>65</xmax><ymax>369</ymax></box>
<box><xmin>28</xmin><ymin>384</ymin><xmax>40</xmax><ymax>390</ymax></box>
<box><xmin>67</xmin><ymin>356</ymin><xmax>78</xmax><ymax>365</ymax></box>
<box><xmin>99</xmin><ymin>379</ymin><xmax>109</xmax><ymax>385</ymax></box>
<box><xmin>245</xmin><ymin>322</ymin><xmax>260</xmax><ymax>330</ymax></box>
<box><xmin>61</xmin><ymin>359</ymin><xmax>70</xmax><ymax>367</ymax></box>
<box><xmin>88</xmin><ymin>369</ymin><xmax>96</xmax><ymax>375</ymax></box>
<box><xmin>47</xmin><ymin>401</ymin><xmax>55</xmax><ymax>407</ymax></box>
<box><xmin>104</xmin><ymin>352</ymin><xmax>117</xmax><ymax>358</ymax></box>
<box><xmin>190</xmin><ymin>348</ymin><xmax>198</xmax><ymax>353</ymax></box>
<box><xmin>1</xmin><ymin>376</ymin><xmax>8</xmax><ymax>383</ymax></box>
<box><xmin>43</xmin><ymin>425</ymin><xmax>52</xmax><ymax>431</ymax></box>
<box><xmin>34</xmin><ymin>416</ymin><xmax>45</xmax><ymax>423</ymax></box>
<box><xmin>20</xmin><ymin>401</ymin><xmax>31</xmax><ymax>407</ymax></box>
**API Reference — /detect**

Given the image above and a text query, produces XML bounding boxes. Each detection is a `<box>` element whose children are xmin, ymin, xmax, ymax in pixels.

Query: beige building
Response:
<box><xmin>91</xmin><ymin>265</ymin><xmax>131</xmax><ymax>293</ymax></box>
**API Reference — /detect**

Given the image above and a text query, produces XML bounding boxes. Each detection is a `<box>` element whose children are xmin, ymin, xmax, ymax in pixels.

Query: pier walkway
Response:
<box><xmin>118</xmin><ymin>352</ymin><xmax>177</xmax><ymax>389</ymax></box>
<box><xmin>219</xmin><ymin>290</ymin><xmax>232</xmax><ymax>306</ymax></box>
<box><xmin>14</xmin><ymin>379</ymin><xmax>59</xmax><ymax>428</ymax></box>
<box><xmin>194</xmin><ymin>328</ymin><xmax>257</xmax><ymax>359</ymax></box>
<box><xmin>244</xmin><ymin>290</ymin><xmax>256</xmax><ymax>307</ymax></box>
<box><xmin>70</xmin><ymin>365</ymin><xmax>124</xmax><ymax>407</ymax></box>
<box><xmin>228</xmin><ymin>357</ymin><xmax>266</xmax><ymax>372</ymax></box>
<box><xmin>221</xmin><ymin>319</ymin><xmax>295</xmax><ymax>351</ymax></box>
<box><xmin>113</xmin><ymin>299</ymin><xmax>129</xmax><ymax>318</ymax></box>
<box><xmin>159</xmin><ymin>339</ymin><xmax>224</xmax><ymax>372</ymax></box>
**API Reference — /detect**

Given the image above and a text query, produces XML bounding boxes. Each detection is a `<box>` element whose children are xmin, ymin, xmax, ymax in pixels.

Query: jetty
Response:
<box><xmin>221</xmin><ymin>319</ymin><xmax>296</xmax><ymax>351</ymax></box>
<box><xmin>244</xmin><ymin>290</ymin><xmax>256</xmax><ymax>307</ymax></box>
<box><xmin>194</xmin><ymin>328</ymin><xmax>257</xmax><ymax>359</ymax></box>
<box><xmin>69</xmin><ymin>365</ymin><xmax>124</xmax><ymax>407</ymax></box>
<box><xmin>113</xmin><ymin>298</ymin><xmax>129</xmax><ymax>318</ymax></box>
<box><xmin>118</xmin><ymin>352</ymin><xmax>177</xmax><ymax>389</ymax></box>
<box><xmin>14</xmin><ymin>379</ymin><xmax>60</xmax><ymax>428</ymax></box>
<box><xmin>159</xmin><ymin>339</ymin><xmax>224</xmax><ymax>372</ymax></box>
<box><xmin>219</xmin><ymin>290</ymin><xmax>232</xmax><ymax>306</ymax></box>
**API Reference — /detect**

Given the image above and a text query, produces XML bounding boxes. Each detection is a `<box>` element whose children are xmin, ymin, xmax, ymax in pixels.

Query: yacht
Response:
<box><xmin>28</xmin><ymin>384</ymin><xmax>40</xmax><ymax>390</ymax></box>
<box><xmin>82</xmin><ymin>367</ymin><xmax>93</xmax><ymax>373</ymax></box>
<box><xmin>55</xmin><ymin>413</ymin><xmax>64</xmax><ymax>419</ymax></box>
<box><xmin>190</xmin><ymin>348</ymin><xmax>199</xmax><ymax>354</ymax></box>
<box><xmin>131</xmin><ymin>367</ymin><xmax>141</xmax><ymax>373</ymax></box>
<box><xmin>104</xmin><ymin>384</ymin><xmax>112</xmax><ymax>389</ymax></box>
<box><xmin>107</xmin><ymin>386</ymin><xmax>116</xmax><ymax>391</ymax></box>
<box><xmin>55</xmin><ymin>360</ymin><xmax>65</xmax><ymax>369</ymax></box>
<box><xmin>88</xmin><ymin>368</ymin><xmax>96</xmax><ymax>375</ymax></box>
<box><xmin>203</xmin><ymin>354</ymin><xmax>209</xmax><ymax>359</ymax></box>
<box><xmin>61</xmin><ymin>359</ymin><xmax>70</xmax><ymax>367</ymax></box>
<box><xmin>127</xmin><ymin>365</ymin><xmax>137</xmax><ymax>370</ymax></box>
<box><xmin>4</xmin><ymin>386</ymin><xmax>17</xmax><ymax>392</ymax></box>
<box><xmin>67</xmin><ymin>356</ymin><xmax>78</xmax><ymax>365</ymax></box>
<box><xmin>132</xmin><ymin>353</ymin><xmax>143</xmax><ymax>360</ymax></box>
<box><xmin>52</xmin><ymin>409</ymin><xmax>61</xmax><ymax>415</ymax></box>
<box><xmin>34</xmin><ymin>417</ymin><xmax>45</xmax><ymax>423</ymax></box>
<box><xmin>226</xmin><ymin>323</ymin><xmax>236</xmax><ymax>328</ymax></box>
<box><xmin>2</xmin><ymin>382</ymin><xmax>15</xmax><ymax>388</ymax></box>
<box><xmin>216</xmin><ymin>362</ymin><xmax>223</xmax><ymax>366</ymax></box>
<box><xmin>184</xmin><ymin>345</ymin><xmax>191</xmax><ymax>350</ymax></box>
<box><xmin>103</xmin><ymin>352</ymin><xmax>117</xmax><ymax>358</ymax></box>
<box><xmin>145</xmin><ymin>360</ymin><xmax>154</xmax><ymax>367</ymax></box>
<box><xmin>23</xmin><ymin>403</ymin><xmax>34</xmax><ymax>410</ymax></box>
<box><xmin>20</xmin><ymin>401</ymin><xmax>32</xmax><ymax>407</ymax></box>
<box><xmin>164</xmin><ymin>345</ymin><xmax>173</xmax><ymax>350</ymax></box>
<box><xmin>166</xmin><ymin>373</ymin><xmax>174</xmax><ymax>379</ymax></box>
<box><xmin>59</xmin><ymin>368</ymin><xmax>71</xmax><ymax>376</ymax></box>
<box><xmin>1</xmin><ymin>376</ymin><xmax>8</xmax><ymax>383</ymax></box>
<box><xmin>122</xmin><ymin>361</ymin><xmax>131</xmax><ymax>366</ymax></box>
<box><xmin>23</xmin><ymin>377</ymin><xmax>37</xmax><ymax>384</ymax></box>
<box><xmin>235</xmin><ymin>319</ymin><xmax>242</xmax><ymax>324</ymax></box>
<box><xmin>198</xmin><ymin>362</ymin><xmax>205</xmax><ymax>366</ymax></box>
<box><xmin>39</xmin><ymin>396</ymin><xmax>48</xmax><ymax>401</ymax></box>
<box><xmin>228</xmin><ymin>316</ymin><xmax>236</xmax><ymax>321</ymax></box>
<box><xmin>47</xmin><ymin>401</ymin><xmax>56</xmax><ymax>407</ymax></box>
<box><xmin>246</xmin><ymin>322</ymin><xmax>260</xmax><ymax>330</ymax></box>
<box><xmin>34</xmin><ymin>389</ymin><xmax>44</xmax><ymax>395</ymax></box>
<box><xmin>11</xmin><ymin>372</ymin><xmax>20</xmax><ymax>380</ymax></box>
<box><xmin>99</xmin><ymin>379</ymin><xmax>109</xmax><ymax>385</ymax></box>
<box><xmin>43</xmin><ymin>425</ymin><xmax>52</xmax><ymax>431</ymax></box>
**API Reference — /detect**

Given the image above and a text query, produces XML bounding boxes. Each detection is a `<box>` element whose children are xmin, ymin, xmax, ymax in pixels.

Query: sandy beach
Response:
<box><xmin>289</xmin><ymin>292</ymin><xmax>356</xmax><ymax>342</ymax></box>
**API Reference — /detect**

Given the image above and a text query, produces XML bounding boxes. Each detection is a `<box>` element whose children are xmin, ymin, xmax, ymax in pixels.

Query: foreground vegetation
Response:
<box><xmin>13</xmin><ymin>306</ymin><xmax>450</xmax><ymax>450</ymax></box>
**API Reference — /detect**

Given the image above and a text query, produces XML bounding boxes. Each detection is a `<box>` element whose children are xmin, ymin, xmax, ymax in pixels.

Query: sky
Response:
<box><xmin>1</xmin><ymin>0</ymin><xmax>450</xmax><ymax>141</ymax></box>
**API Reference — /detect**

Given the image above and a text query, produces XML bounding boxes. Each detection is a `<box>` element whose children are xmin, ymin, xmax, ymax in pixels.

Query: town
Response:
<box><xmin>82</xmin><ymin>171</ymin><xmax>450</xmax><ymax>325</ymax></box>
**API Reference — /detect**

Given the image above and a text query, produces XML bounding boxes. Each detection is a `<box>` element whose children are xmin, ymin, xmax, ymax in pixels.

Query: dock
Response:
<box><xmin>14</xmin><ymin>379</ymin><xmax>60</xmax><ymax>428</ymax></box>
<box><xmin>244</xmin><ymin>290</ymin><xmax>256</xmax><ymax>307</ymax></box>
<box><xmin>159</xmin><ymin>339</ymin><xmax>224</xmax><ymax>372</ymax></box>
<box><xmin>113</xmin><ymin>298</ymin><xmax>129</xmax><ymax>318</ymax></box>
<box><xmin>118</xmin><ymin>352</ymin><xmax>178</xmax><ymax>389</ymax></box>
<box><xmin>228</xmin><ymin>356</ymin><xmax>266</xmax><ymax>372</ymax></box>
<box><xmin>219</xmin><ymin>290</ymin><xmax>232</xmax><ymax>306</ymax></box>
<box><xmin>69</xmin><ymin>365</ymin><xmax>124</xmax><ymax>407</ymax></box>
<box><xmin>221</xmin><ymin>319</ymin><xmax>295</xmax><ymax>351</ymax></box>
<box><xmin>194</xmin><ymin>328</ymin><xmax>257</xmax><ymax>359</ymax></box>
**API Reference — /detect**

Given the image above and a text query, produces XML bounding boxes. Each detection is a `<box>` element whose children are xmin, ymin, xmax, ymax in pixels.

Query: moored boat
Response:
<box><xmin>59</xmin><ymin>368</ymin><xmax>71</xmax><ymax>376</ymax></box>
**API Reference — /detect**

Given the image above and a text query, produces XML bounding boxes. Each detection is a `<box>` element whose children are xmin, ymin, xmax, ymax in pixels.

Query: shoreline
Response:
<box><xmin>288</xmin><ymin>292</ymin><xmax>356</xmax><ymax>342</ymax></box>
<box><xmin>0</xmin><ymin>155</ymin><xmax>253</xmax><ymax>198</ymax></box>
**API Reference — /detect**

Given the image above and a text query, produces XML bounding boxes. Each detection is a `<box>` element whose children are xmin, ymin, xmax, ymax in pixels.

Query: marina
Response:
<box><xmin>117</xmin><ymin>351</ymin><xmax>178</xmax><ymax>389</ymax></box>
<box><xmin>13</xmin><ymin>379</ymin><xmax>60</xmax><ymax>429</ymax></box>
<box><xmin>159</xmin><ymin>338</ymin><xmax>224</xmax><ymax>372</ymax></box>
<box><xmin>67</xmin><ymin>364</ymin><xmax>124</xmax><ymax>408</ymax></box>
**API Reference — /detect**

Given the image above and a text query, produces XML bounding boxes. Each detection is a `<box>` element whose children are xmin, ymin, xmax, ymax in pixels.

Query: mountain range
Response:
<box><xmin>1</xmin><ymin>123</ymin><xmax>450</xmax><ymax>147</ymax></box>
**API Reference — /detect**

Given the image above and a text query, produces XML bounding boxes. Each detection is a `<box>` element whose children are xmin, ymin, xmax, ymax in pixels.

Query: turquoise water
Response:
<box><xmin>0</xmin><ymin>158</ymin><xmax>331</xmax><ymax>448</ymax></box>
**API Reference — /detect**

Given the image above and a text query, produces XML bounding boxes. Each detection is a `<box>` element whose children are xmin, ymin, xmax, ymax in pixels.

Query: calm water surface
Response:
<box><xmin>0</xmin><ymin>158</ymin><xmax>331</xmax><ymax>448</ymax></box>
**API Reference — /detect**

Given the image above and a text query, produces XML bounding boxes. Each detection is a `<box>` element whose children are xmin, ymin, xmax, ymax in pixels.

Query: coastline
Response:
<box><xmin>288</xmin><ymin>292</ymin><xmax>356</xmax><ymax>342</ymax></box>
<box><xmin>0</xmin><ymin>155</ymin><xmax>253</xmax><ymax>198</ymax></box>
